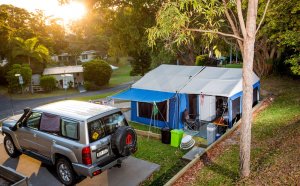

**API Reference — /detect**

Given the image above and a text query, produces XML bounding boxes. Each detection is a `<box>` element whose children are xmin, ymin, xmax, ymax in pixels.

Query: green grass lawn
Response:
<box><xmin>194</xmin><ymin>76</ymin><xmax>300</xmax><ymax>185</ymax></box>
<box><xmin>73</xmin><ymin>92</ymin><xmax>116</xmax><ymax>101</ymax></box>
<box><xmin>134</xmin><ymin>135</ymin><xmax>188</xmax><ymax>186</ymax></box>
<box><xmin>222</xmin><ymin>63</ymin><xmax>243</xmax><ymax>68</ymax></box>
<box><xmin>130</xmin><ymin>122</ymin><xmax>161</xmax><ymax>134</ymax></box>
<box><xmin>129</xmin><ymin>122</ymin><xmax>190</xmax><ymax>185</ymax></box>
<box><xmin>109</xmin><ymin>65</ymin><xmax>133</xmax><ymax>86</ymax></box>
<box><xmin>9</xmin><ymin>89</ymin><xmax>78</xmax><ymax>100</ymax></box>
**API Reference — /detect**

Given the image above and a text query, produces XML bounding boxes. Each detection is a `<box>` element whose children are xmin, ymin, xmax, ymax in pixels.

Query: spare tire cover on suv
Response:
<box><xmin>111</xmin><ymin>126</ymin><xmax>137</xmax><ymax>157</ymax></box>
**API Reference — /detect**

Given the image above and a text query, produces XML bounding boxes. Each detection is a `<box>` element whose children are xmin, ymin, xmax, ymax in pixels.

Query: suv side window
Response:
<box><xmin>26</xmin><ymin>112</ymin><xmax>42</xmax><ymax>129</ymax></box>
<box><xmin>39</xmin><ymin>113</ymin><xmax>60</xmax><ymax>134</ymax></box>
<box><xmin>61</xmin><ymin>118</ymin><xmax>79</xmax><ymax>140</ymax></box>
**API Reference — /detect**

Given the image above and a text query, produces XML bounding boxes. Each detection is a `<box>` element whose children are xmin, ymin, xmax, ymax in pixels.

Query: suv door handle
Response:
<box><xmin>52</xmin><ymin>140</ymin><xmax>56</xmax><ymax>143</ymax></box>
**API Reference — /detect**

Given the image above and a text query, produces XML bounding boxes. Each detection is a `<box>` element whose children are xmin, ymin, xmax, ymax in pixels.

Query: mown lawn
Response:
<box><xmin>109</xmin><ymin>65</ymin><xmax>133</xmax><ymax>86</ymax></box>
<box><xmin>194</xmin><ymin>76</ymin><xmax>300</xmax><ymax>185</ymax></box>
<box><xmin>130</xmin><ymin>122</ymin><xmax>161</xmax><ymax>134</ymax></box>
<box><xmin>134</xmin><ymin>135</ymin><xmax>188</xmax><ymax>186</ymax></box>
<box><xmin>73</xmin><ymin>92</ymin><xmax>116</xmax><ymax>101</ymax></box>
<box><xmin>222</xmin><ymin>63</ymin><xmax>243</xmax><ymax>68</ymax></box>
<box><xmin>9</xmin><ymin>89</ymin><xmax>78</xmax><ymax>100</ymax></box>
<box><xmin>129</xmin><ymin>122</ymin><xmax>189</xmax><ymax>185</ymax></box>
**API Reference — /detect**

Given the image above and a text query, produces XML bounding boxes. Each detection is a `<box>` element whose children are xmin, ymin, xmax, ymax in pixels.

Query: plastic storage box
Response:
<box><xmin>170</xmin><ymin>129</ymin><xmax>184</xmax><ymax>147</ymax></box>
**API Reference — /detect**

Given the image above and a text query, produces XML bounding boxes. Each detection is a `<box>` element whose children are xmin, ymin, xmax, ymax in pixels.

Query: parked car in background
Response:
<box><xmin>1</xmin><ymin>100</ymin><xmax>137</xmax><ymax>185</ymax></box>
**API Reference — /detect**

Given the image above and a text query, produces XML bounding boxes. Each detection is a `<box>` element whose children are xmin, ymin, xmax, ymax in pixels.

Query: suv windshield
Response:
<box><xmin>88</xmin><ymin>112</ymin><xmax>128</xmax><ymax>143</ymax></box>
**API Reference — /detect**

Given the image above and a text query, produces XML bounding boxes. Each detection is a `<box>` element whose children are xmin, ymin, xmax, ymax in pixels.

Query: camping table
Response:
<box><xmin>213</xmin><ymin>117</ymin><xmax>228</xmax><ymax>134</ymax></box>
<box><xmin>212</xmin><ymin>117</ymin><xmax>228</xmax><ymax>126</ymax></box>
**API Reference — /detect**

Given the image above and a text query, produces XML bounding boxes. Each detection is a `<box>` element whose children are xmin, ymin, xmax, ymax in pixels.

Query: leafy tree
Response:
<box><xmin>12</xmin><ymin>37</ymin><xmax>50</xmax><ymax>66</ymax></box>
<box><xmin>254</xmin><ymin>0</ymin><xmax>300</xmax><ymax>76</ymax></box>
<box><xmin>40</xmin><ymin>76</ymin><xmax>56</xmax><ymax>92</ymax></box>
<box><xmin>148</xmin><ymin>0</ymin><xmax>270</xmax><ymax>177</ymax></box>
<box><xmin>130</xmin><ymin>51</ymin><xmax>151</xmax><ymax>76</ymax></box>
<box><xmin>6</xmin><ymin>64</ymin><xmax>32</xmax><ymax>93</ymax></box>
<box><xmin>82</xmin><ymin>59</ymin><xmax>112</xmax><ymax>86</ymax></box>
<box><xmin>0</xmin><ymin>5</ymin><xmax>33</xmax><ymax>62</ymax></box>
<box><xmin>71</xmin><ymin>0</ymin><xmax>175</xmax><ymax>75</ymax></box>
<box><xmin>285</xmin><ymin>55</ymin><xmax>300</xmax><ymax>75</ymax></box>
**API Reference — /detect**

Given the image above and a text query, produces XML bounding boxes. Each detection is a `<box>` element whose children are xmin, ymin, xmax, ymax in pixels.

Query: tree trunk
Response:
<box><xmin>240</xmin><ymin>0</ymin><xmax>258</xmax><ymax>178</ymax></box>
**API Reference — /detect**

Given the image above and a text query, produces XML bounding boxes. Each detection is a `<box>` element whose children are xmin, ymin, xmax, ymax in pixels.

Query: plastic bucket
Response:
<box><xmin>170</xmin><ymin>129</ymin><xmax>184</xmax><ymax>147</ymax></box>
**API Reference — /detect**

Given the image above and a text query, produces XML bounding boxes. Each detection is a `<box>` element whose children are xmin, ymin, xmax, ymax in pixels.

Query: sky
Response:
<box><xmin>0</xmin><ymin>0</ymin><xmax>86</xmax><ymax>24</ymax></box>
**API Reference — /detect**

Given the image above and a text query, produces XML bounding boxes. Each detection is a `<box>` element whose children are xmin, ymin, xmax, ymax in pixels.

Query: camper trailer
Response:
<box><xmin>112</xmin><ymin>65</ymin><xmax>260</xmax><ymax>138</ymax></box>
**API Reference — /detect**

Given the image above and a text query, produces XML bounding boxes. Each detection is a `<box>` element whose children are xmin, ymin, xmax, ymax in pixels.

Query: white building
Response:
<box><xmin>43</xmin><ymin>66</ymin><xmax>84</xmax><ymax>88</ymax></box>
<box><xmin>79</xmin><ymin>50</ymin><xmax>99</xmax><ymax>63</ymax></box>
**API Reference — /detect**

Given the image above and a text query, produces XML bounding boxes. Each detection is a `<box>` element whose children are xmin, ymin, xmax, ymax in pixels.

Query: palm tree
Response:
<box><xmin>12</xmin><ymin>37</ymin><xmax>50</xmax><ymax>66</ymax></box>
<box><xmin>12</xmin><ymin>37</ymin><xmax>50</xmax><ymax>93</ymax></box>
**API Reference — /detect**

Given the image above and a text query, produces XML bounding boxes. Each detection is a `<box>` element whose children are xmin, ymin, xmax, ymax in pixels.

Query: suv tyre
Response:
<box><xmin>4</xmin><ymin>135</ymin><xmax>21</xmax><ymax>158</ymax></box>
<box><xmin>56</xmin><ymin>157</ymin><xmax>77</xmax><ymax>186</ymax></box>
<box><xmin>111</xmin><ymin>126</ymin><xmax>137</xmax><ymax>157</ymax></box>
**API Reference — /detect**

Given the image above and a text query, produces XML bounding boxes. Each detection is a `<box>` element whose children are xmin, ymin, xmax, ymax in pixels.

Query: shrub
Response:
<box><xmin>84</xmin><ymin>81</ymin><xmax>100</xmax><ymax>91</ymax></box>
<box><xmin>195</xmin><ymin>55</ymin><xmax>208</xmax><ymax>66</ymax></box>
<box><xmin>6</xmin><ymin>64</ymin><xmax>32</xmax><ymax>93</ymax></box>
<box><xmin>40</xmin><ymin>76</ymin><xmax>56</xmax><ymax>92</ymax></box>
<box><xmin>82</xmin><ymin>59</ymin><xmax>112</xmax><ymax>87</ymax></box>
<box><xmin>195</xmin><ymin>54</ymin><xmax>218</xmax><ymax>67</ymax></box>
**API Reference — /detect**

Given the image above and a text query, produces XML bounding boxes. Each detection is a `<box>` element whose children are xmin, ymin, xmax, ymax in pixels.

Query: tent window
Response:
<box><xmin>253</xmin><ymin>87</ymin><xmax>258</xmax><ymax>106</ymax></box>
<box><xmin>232</xmin><ymin>97</ymin><xmax>241</xmax><ymax>123</ymax></box>
<box><xmin>138</xmin><ymin>101</ymin><xmax>168</xmax><ymax>121</ymax></box>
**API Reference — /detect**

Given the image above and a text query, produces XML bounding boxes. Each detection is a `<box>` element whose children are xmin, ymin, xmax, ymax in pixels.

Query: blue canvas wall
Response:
<box><xmin>130</xmin><ymin>81</ymin><xmax>260</xmax><ymax>129</ymax></box>
<box><xmin>228</xmin><ymin>81</ymin><xmax>261</xmax><ymax>127</ymax></box>
<box><xmin>130</xmin><ymin>93</ymin><xmax>189</xmax><ymax>129</ymax></box>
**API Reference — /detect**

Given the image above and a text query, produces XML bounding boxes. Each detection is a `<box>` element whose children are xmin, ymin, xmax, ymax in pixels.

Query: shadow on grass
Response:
<box><xmin>252</xmin><ymin>119</ymin><xmax>300</xmax><ymax>171</ymax></box>
<box><xmin>201</xmin><ymin>152</ymin><xmax>239</xmax><ymax>182</ymax></box>
<box><xmin>147</xmin><ymin>160</ymin><xmax>187</xmax><ymax>186</ymax></box>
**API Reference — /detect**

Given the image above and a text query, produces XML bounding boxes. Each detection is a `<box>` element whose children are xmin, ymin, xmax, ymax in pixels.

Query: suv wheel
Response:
<box><xmin>4</xmin><ymin>135</ymin><xmax>21</xmax><ymax>158</ymax></box>
<box><xmin>56</xmin><ymin>158</ymin><xmax>77</xmax><ymax>186</ymax></box>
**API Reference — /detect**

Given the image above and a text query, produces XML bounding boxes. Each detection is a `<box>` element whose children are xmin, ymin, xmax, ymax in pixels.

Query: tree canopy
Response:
<box><xmin>12</xmin><ymin>37</ymin><xmax>50</xmax><ymax>65</ymax></box>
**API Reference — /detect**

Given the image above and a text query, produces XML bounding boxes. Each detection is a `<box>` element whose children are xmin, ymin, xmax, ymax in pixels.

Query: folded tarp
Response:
<box><xmin>111</xmin><ymin>88</ymin><xmax>175</xmax><ymax>103</ymax></box>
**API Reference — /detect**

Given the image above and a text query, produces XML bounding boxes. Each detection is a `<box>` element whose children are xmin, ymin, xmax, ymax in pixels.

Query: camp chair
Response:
<box><xmin>182</xmin><ymin>109</ymin><xmax>199</xmax><ymax>130</ymax></box>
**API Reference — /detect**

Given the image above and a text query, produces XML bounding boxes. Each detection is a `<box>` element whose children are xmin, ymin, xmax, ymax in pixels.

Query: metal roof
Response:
<box><xmin>34</xmin><ymin>100</ymin><xmax>118</xmax><ymax>120</ymax></box>
<box><xmin>43</xmin><ymin>66</ymin><xmax>83</xmax><ymax>75</ymax></box>
<box><xmin>81</xmin><ymin>50</ymin><xmax>98</xmax><ymax>55</ymax></box>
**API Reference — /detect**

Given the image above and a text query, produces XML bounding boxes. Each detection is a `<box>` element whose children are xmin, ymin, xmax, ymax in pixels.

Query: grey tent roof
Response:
<box><xmin>180</xmin><ymin>67</ymin><xmax>259</xmax><ymax>97</ymax></box>
<box><xmin>132</xmin><ymin>65</ymin><xmax>204</xmax><ymax>93</ymax></box>
<box><xmin>131</xmin><ymin>64</ymin><xmax>260</xmax><ymax>97</ymax></box>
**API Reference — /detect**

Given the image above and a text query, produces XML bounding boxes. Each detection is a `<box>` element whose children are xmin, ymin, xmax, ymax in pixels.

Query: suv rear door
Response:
<box><xmin>87</xmin><ymin>111</ymin><xmax>128</xmax><ymax>165</ymax></box>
